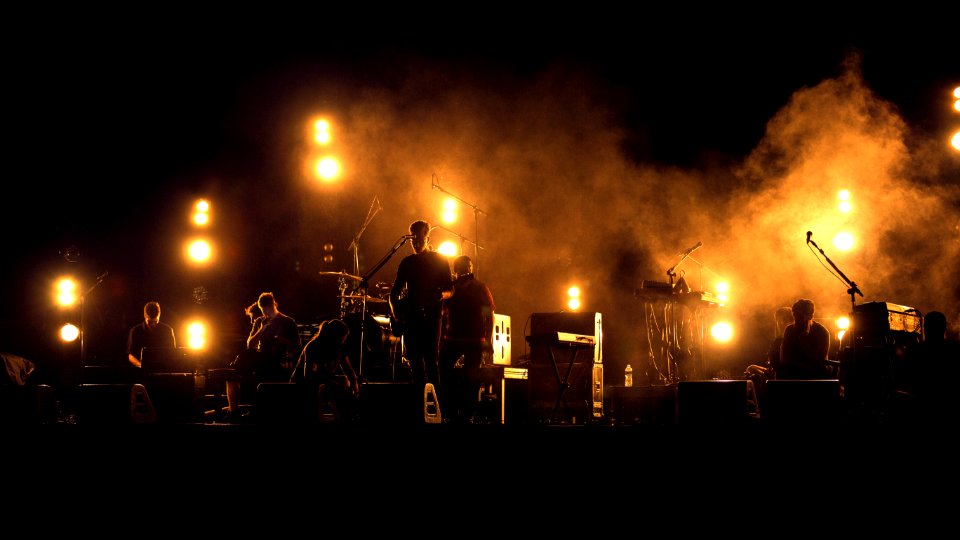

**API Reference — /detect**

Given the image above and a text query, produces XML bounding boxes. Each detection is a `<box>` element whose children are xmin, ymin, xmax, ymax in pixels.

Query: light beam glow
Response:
<box><xmin>314</xmin><ymin>119</ymin><xmax>331</xmax><ymax>145</ymax></box>
<box><xmin>60</xmin><ymin>323</ymin><xmax>79</xmax><ymax>342</ymax></box>
<box><xmin>187</xmin><ymin>239</ymin><xmax>213</xmax><ymax>263</ymax></box>
<box><xmin>833</xmin><ymin>231</ymin><xmax>855</xmax><ymax>251</ymax></box>
<box><xmin>56</xmin><ymin>278</ymin><xmax>77</xmax><ymax>307</ymax></box>
<box><xmin>316</xmin><ymin>157</ymin><xmax>340</xmax><ymax>180</ymax></box>
<box><xmin>186</xmin><ymin>322</ymin><xmax>206</xmax><ymax>349</ymax></box>
<box><xmin>437</xmin><ymin>241</ymin><xmax>459</xmax><ymax>257</ymax></box>
<box><xmin>710</xmin><ymin>322</ymin><xmax>733</xmax><ymax>342</ymax></box>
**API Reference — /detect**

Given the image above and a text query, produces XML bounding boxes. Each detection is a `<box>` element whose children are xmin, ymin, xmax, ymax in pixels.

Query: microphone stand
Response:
<box><xmin>429</xmin><ymin>224</ymin><xmax>486</xmax><ymax>256</ymax></box>
<box><xmin>431</xmin><ymin>174</ymin><xmax>486</xmax><ymax>276</ymax></box>
<box><xmin>808</xmin><ymin>238</ymin><xmax>863</xmax><ymax>312</ymax></box>
<box><xmin>808</xmin><ymin>236</ymin><xmax>864</xmax><ymax>406</ymax></box>
<box><xmin>355</xmin><ymin>236</ymin><xmax>412</xmax><ymax>380</ymax></box>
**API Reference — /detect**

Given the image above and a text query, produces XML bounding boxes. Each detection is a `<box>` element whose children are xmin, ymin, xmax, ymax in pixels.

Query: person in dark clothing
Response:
<box><xmin>127</xmin><ymin>301</ymin><xmax>176</xmax><ymax>368</ymax></box>
<box><xmin>912</xmin><ymin>311</ymin><xmax>960</xmax><ymax>419</ymax></box>
<box><xmin>389</xmin><ymin>220</ymin><xmax>452</xmax><ymax>419</ymax></box>
<box><xmin>291</xmin><ymin>318</ymin><xmax>357</xmax><ymax>420</ymax></box>
<box><xmin>779</xmin><ymin>298</ymin><xmax>830</xmax><ymax>379</ymax></box>
<box><xmin>744</xmin><ymin>306</ymin><xmax>793</xmax><ymax>406</ymax></box>
<box><xmin>440</xmin><ymin>255</ymin><xmax>495</xmax><ymax>423</ymax></box>
<box><xmin>225</xmin><ymin>292</ymin><xmax>301</xmax><ymax>418</ymax></box>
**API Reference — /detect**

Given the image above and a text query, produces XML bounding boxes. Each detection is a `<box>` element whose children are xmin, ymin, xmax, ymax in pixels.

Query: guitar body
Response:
<box><xmin>390</xmin><ymin>297</ymin><xmax>408</xmax><ymax>337</ymax></box>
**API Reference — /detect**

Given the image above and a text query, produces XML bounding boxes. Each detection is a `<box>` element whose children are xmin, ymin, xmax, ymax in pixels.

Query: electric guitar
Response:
<box><xmin>389</xmin><ymin>297</ymin><xmax>408</xmax><ymax>337</ymax></box>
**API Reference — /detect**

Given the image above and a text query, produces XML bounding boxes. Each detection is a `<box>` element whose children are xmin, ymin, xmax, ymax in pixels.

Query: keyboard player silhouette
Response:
<box><xmin>526</xmin><ymin>331</ymin><xmax>596</xmax><ymax>423</ymax></box>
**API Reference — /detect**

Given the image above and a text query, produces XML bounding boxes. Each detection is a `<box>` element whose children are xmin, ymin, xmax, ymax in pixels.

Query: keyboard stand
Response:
<box><xmin>546</xmin><ymin>342</ymin><xmax>592</xmax><ymax>423</ymax></box>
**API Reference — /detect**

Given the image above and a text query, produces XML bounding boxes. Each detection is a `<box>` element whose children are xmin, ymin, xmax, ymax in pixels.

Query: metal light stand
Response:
<box><xmin>431</xmin><ymin>174</ymin><xmax>486</xmax><ymax>276</ymax></box>
<box><xmin>79</xmin><ymin>271</ymin><xmax>109</xmax><ymax>386</ymax></box>
<box><xmin>683</xmin><ymin>254</ymin><xmax>726</xmax><ymax>381</ymax></box>
<box><xmin>429</xmin><ymin>224</ymin><xmax>486</xmax><ymax>259</ymax></box>
<box><xmin>664</xmin><ymin>243</ymin><xmax>702</xmax><ymax>383</ymax></box>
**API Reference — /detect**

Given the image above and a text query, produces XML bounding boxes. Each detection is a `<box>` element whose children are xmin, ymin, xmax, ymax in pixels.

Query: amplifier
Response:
<box><xmin>853</xmin><ymin>301</ymin><xmax>922</xmax><ymax>335</ymax></box>
<box><xmin>492</xmin><ymin>313</ymin><xmax>512</xmax><ymax>365</ymax></box>
<box><xmin>476</xmin><ymin>366</ymin><xmax>529</xmax><ymax>424</ymax></box>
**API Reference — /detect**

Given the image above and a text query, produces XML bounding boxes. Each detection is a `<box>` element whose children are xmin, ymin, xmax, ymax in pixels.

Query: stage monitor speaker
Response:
<box><xmin>144</xmin><ymin>373</ymin><xmax>203</xmax><ymax>423</ymax></box>
<box><xmin>77</xmin><ymin>384</ymin><xmax>157</xmax><ymax>424</ymax></box>
<box><xmin>764</xmin><ymin>379</ymin><xmax>841</xmax><ymax>426</ymax></box>
<box><xmin>529</xmin><ymin>311</ymin><xmax>602</xmax><ymax>364</ymax></box>
<box><xmin>256</xmin><ymin>382</ymin><xmax>321</xmax><ymax>424</ymax></box>
<box><xmin>492</xmin><ymin>313</ymin><xmax>512</xmax><ymax>365</ymax></box>
<box><xmin>677</xmin><ymin>380</ymin><xmax>758</xmax><ymax>428</ymax></box>
<box><xmin>357</xmin><ymin>382</ymin><xmax>419</xmax><ymax>425</ymax></box>
<box><xmin>607</xmin><ymin>384</ymin><xmax>677</xmax><ymax>426</ymax></box>
<box><xmin>0</xmin><ymin>384</ymin><xmax>58</xmax><ymax>424</ymax></box>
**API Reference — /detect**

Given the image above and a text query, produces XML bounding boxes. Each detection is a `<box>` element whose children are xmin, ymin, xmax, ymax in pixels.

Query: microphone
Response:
<box><xmin>403</xmin><ymin>235</ymin><xmax>416</xmax><ymax>239</ymax></box>
<box><xmin>806</xmin><ymin>231</ymin><xmax>812</xmax><ymax>244</ymax></box>
<box><xmin>679</xmin><ymin>241</ymin><xmax>702</xmax><ymax>257</ymax></box>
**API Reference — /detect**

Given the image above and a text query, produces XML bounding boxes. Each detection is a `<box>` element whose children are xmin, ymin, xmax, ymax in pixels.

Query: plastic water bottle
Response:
<box><xmin>624</xmin><ymin>364</ymin><xmax>633</xmax><ymax>387</ymax></box>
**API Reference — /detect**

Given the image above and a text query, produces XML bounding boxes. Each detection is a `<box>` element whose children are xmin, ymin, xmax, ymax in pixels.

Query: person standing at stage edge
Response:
<box><xmin>390</xmin><ymin>220</ymin><xmax>453</xmax><ymax>419</ymax></box>
<box><xmin>440</xmin><ymin>255</ymin><xmax>495</xmax><ymax>423</ymax></box>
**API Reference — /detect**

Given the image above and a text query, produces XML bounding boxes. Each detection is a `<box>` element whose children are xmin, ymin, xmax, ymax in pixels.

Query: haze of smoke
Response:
<box><xmin>268</xmin><ymin>53</ymin><xmax>957</xmax><ymax>368</ymax></box>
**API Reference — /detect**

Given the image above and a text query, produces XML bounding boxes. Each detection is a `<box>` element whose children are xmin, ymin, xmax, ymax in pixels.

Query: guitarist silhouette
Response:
<box><xmin>389</xmin><ymin>220</ymin><xmax>453</xmax><ymax>422</ymax></box>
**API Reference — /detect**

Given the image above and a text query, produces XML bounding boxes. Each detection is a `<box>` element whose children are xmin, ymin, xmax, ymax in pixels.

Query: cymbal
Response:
<box><xmin>340</xmin><ymin>294</ymin><xmax>387</xmax><ymax>303</ymax></box>
<box><xmin>319</xmin><ymin>271</ymin><xmax>362</xmax><ymax>281</ymax></box>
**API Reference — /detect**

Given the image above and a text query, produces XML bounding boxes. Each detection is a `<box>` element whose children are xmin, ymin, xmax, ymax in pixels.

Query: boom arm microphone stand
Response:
<box><xmin>807</xmin><ymin>232</ymin><xmax>863</xmax><ymax>312</ymax></box>
<box><xmin>356</xmin><ymin>235</ymin><xmax>412</xmax><ymax>380</ymax></box>
<box><xmin>807</xmin><ymin>231</ymin><xmax>864</xmax><ymax>396</ymax></box>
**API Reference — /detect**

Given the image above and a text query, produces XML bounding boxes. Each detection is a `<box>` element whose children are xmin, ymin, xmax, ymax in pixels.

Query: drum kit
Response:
<box><xmin>318</xmin><ymin>271</ymin><xmax>405</xmax><ymax>382</ymax></box>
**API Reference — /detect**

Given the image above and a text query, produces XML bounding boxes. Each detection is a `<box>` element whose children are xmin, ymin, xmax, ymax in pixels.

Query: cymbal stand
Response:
<box><xmin>341</xmin><ymin>196</ymin><xmax>382</xmax><ymax>375</ymax></box>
